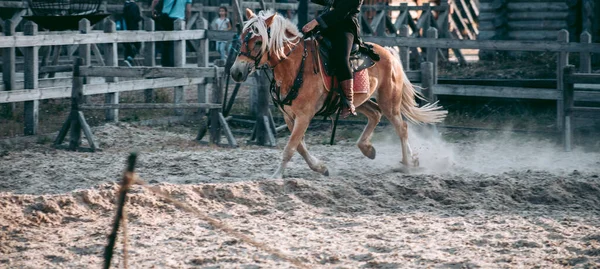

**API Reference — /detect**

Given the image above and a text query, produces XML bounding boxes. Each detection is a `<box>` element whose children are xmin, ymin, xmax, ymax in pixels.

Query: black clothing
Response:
<box><xmin>123</xmin><ymin>1</ymin><xmax>142</xmax><ymax>60</ymax></box>
<box><xmin>311</xmin><ymin>0</ymin><xmax>362</xmax><ymax>81</ymax></box>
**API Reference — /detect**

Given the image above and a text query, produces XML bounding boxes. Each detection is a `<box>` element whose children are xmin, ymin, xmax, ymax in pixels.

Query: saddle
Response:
<box><xmin>311</xmin><ymin>34</ymin><xmax>380</xmax><ymax>118</ymax></box>
<box><xmin>317</xmin><ymin>35</ymin><xmax>378</xmax><ymax>77</ymax></box>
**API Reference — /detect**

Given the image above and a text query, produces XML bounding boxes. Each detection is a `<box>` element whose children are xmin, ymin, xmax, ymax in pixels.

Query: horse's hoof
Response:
<box><xmin>367</xmin><ymin>147</ymin><xmax>376</xmax><ymax>159</ymax></box>
<box><xmin>359</xmin><ymin>145</ymin><xmax>377</xmax><ymax>159</ymax></box>
<box><xmin>322</xmin><ymin>169</ymin><xmax>329</xmax><ymax>177</ymax></box>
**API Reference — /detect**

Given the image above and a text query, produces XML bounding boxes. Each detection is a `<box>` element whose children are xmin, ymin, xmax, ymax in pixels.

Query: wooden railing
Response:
<box><xmin>562</xmin><ymin>65</ymin><xmax>600</xmax><ymax>151</ymax></box>
<box><xmin>0</xmin><ymin>18</ymin><xmax>231</xmax><ymax>137</ymax></box>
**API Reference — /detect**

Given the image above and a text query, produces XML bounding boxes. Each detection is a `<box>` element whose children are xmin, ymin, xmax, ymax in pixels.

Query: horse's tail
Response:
<box><xmin>385</xmin><ymin>47</ymin><xmax>447</xmax><ymax>125</ymax></box>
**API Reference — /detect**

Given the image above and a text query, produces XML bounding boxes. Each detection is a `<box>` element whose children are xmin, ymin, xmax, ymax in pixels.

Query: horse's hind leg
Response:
<box><xmin>387</xmin><ymin>114</ymin><xmax>417</xmax><ymax>167</ymax></box>
<box><xmin>355</xmin><ymin>100</ymin><xmax>382</xmax><ymax>159</ymax></box>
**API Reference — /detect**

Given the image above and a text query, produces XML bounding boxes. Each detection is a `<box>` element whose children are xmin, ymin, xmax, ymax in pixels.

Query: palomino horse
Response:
<box><xmin>231</xmin><ymin>9</ymin><xmax>447</xmax><ymax>178</ymax></box>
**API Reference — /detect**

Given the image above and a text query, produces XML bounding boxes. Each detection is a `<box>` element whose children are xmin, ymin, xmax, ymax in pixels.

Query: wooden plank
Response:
<box><xmin>0</xmin><ymin>77</ymin><xmax>205</xmax><ymax>103</ymax></box>
<box><xmin>91</xmin><ymin>44</ymin><xmax>106</xmax><ymax>66</ymax></box>
<box><xmin>78</xmin><ymin>111</ymin><xmax>98</xmax><ymax>151</ymax></box>
<box><xmin>80</xmin><ymin>103</ymin><xmax>221</xmax><ymax>110</ymax></box>
<box><xmin>0</xmin><ymin>1</ymin><xmax>26</xmax><ymax>8</ymax></box>
<box><xmin>39</xmin><ymin>65</ymin><xmax>73</xmax><ymax>74</ymax></box>
<box><xmin>434</xmin><ymin>85</ymin><xmax>560</xmax><ymax>100</ymax></box>
<box><xmin>507</xmin><ymin>21</ymin><xmax>567</xmax><ymax>31</ymax></box>
<box><xmin>362</xmin><ymin>37</ymin><xmax>600</xmax><ymax>53</ymax></box>
<box><xmin>513</xmin><ymin>31</ymin><xmax>567</xmax><ymax>43</ymax></box>
<box><xmin>507</xmin><ymin>12</ymin><xmax>568</xmax><ymax>20</ymax></box>
<box><xmin>0</xmin><ymin>29</ymin><xmax>207</xmax><ymax>48</ymax></box>
<box><xmin>219</xmin><ymin>112</ymin><xmax>238</xmax><ymax>147</ymax></box>
<box><xmin>439</xmin><ymin>78</ymin><xmax>556</xmax><ymax>88</ymax></box>
<box><xmin>566</xmin><ymin>73</ymin><xmax>600</xmax><ymax>84</ymax></box>
<box><xmin>507</xmin><ymin>2</ymin><xmax>568</xmax><ymax>12</ymax></box>
<box><xmin>571</xmin><ymin>107</ymin><xmax>600</xmax><ymax>113</ymax></box>
<box><xmin>206</xmin><ymin>30</ymin><xmax>235</xmax><ymax>41</ymax></box>
<box><xmin>84</xmin><ymin>77</ymin><xmax>206</xmax><ymax>96</ymax></box>
<box><xmin>78</xmin><ymin>66</ymin><xmax>222</xmax><ymax>78</ymax></box>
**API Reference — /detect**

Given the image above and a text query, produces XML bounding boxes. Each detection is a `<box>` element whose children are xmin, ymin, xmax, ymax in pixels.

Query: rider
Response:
<box><xmin>302</xmin><ymin>0</ymin><xmax>364</xmax><ymax>117</ymax></box>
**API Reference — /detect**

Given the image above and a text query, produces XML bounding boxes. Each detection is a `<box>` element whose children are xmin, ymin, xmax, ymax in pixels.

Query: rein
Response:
<box><xmin>268</xmin><ymin>38</ymin><xmax>308</xmax><ymax>111</ymax></box>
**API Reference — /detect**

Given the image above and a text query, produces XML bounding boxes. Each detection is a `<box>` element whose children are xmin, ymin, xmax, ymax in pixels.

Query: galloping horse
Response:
<box><xmin>231</xmin><ymin>9</ymin><xmax>447</xmax><ymax>178</ymax></box>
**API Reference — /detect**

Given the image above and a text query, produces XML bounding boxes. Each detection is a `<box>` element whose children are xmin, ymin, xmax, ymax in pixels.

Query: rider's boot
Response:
<box><xmin>341</xmin><ymin>79</ymin><xmax>357</xmax><ymax>118</ymax></box>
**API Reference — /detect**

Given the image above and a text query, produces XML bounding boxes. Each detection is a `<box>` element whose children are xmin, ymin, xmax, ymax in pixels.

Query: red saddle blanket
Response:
<box><xmin>318</xmin><ymin>54</ymin><xmax>370</xmax><ymax>94</ymax></box>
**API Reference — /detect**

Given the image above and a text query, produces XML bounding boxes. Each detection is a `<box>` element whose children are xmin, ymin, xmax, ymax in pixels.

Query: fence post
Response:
<box><xmin>23</xmin><ymin>21</ymin><xmax>39</xmax><ymax>135</ymax></box>
<box><xmin>70</xmin><ymin>58</ymin><xmax>85</xmax><ymax>150</ymax></box>
<box><xmin>563</xmin><ymin>65</ymin><xmax>575</xmax><ymax>152</ymax></box>
<box><xmin>210</xmin><ymin>67</ymin><xmax>222</xmax><ymax>145</ymax></box>
<box><xmin>579</xmin><ymin>31</ymin><xmax>591</xmax><ymax>73</ymax></box>
<box><xmin>399</xmin><ymin>25</ymin><xmax>410</xmax><ymax>71</ymax></box>
<box><xmin>2</xmin><ymin>19</ymin><xmax>15</xmax><ymax>118</ymax></box>
<box><xmin>173</xmin><ymin>19</ymin><xmax>186</xmax><ymax>116</ymax></box>
<box><xmin>556</xmin><ymin>29</ymin><xmax>569</xmax><ymax>130</ymax></box>
<box><xmin>104</xmin><ymin>19</ymin><xmax>119</xmax><ymax>122</ymax></box>
<box><xmin>422</xmin><ymin>3</ymin><xmax>431</xmax><ymax>37</ymax></box>
<box><xmin>421</xmin><ymin>62</ymin><xmax>434</xmax><ymax>102</ymax></box>
<box><xmin>197</xmin><ymin>16</ymin><xmax>209</xmax><ymax>115</ymax></box>
<box><xmin>144</xmin><ymin>18</ymin><xmax>156</xmax><ymax>103</ymax></box>
<box><xmin>438</xmin><ymin>0</ymin><xmax>450</xmax><ymax>59</ymax></box>
<box><xmin>426</xmin><ymin>28</ymin><xmax>438</xmax><ymax>87</ymax></box>
<box><xmin>79</xmin><ymin>19</ymin><xmax>91</xmax><ymax>104</ymax></box>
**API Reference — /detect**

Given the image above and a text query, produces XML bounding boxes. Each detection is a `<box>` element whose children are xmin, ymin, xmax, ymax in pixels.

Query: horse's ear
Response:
<box><xmin>245</xmin><ymin>8</ymin><xmax>255</xmax><ymax>19</ymax></box>
<box><xmin>265</xmin><ymin>14</ymin><xmax>276</xmax><ymax>27</ymax></box>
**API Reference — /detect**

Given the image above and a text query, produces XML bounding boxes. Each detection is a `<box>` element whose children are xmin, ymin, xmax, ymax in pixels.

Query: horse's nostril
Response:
<box><xmin>232</xmin><ymin>71</ymin><xmax>242</xmax><ymax>81</ymax></box>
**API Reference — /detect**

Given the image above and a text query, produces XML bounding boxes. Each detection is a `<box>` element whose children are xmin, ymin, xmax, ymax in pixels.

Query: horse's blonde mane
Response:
<box><xmin>243</xmin><ymin>9</ymin><xmax>302</xmax><ymax>60</ymax></box>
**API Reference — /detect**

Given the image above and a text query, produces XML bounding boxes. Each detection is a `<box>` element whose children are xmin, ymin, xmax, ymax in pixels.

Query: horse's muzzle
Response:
<box><xmin>230</xmin><ymin>61</ymin><xmax>251</xmax><ymax>82</ymax></box>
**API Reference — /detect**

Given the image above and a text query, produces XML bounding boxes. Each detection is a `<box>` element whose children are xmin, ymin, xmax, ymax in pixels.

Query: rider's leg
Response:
<box><xmin>330</xmin><ymin>31</ymin><xmax>356</xmax><ymax>117</ymax></box>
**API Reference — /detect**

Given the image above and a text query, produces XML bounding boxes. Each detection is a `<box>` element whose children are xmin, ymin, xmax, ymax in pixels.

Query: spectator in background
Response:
<box><xmin>122</xmin><ymin>0</ymin><xmax>142</xmax><ymax>66</ymax></box>
<box><xmin>211</xmin><ymin>6</ymin><xmax>231</xmax><ymax>61</ymax></box>
<box><xmin>151</xmin><ymin>0</ymin><xmax>192</xmax><ymax>66</ymax></box>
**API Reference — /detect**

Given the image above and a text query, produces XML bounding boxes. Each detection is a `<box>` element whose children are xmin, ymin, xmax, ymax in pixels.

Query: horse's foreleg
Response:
<box><xmin>355</xmin><ymin>100</ymin><xmax>382</xmax><ymax>159</ymax></box>
<box><xmin>282</xmin><ymin>115</ymin><xmax>329</xmax><ymax>176</ymax></box>
<box><xmin>271</xmin><ymin>116</ymin><xmax>311</xmax><ymax>179</ymax></box>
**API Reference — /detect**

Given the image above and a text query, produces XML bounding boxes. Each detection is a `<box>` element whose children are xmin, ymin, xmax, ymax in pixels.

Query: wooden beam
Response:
<box><xmin>0</xmin><ymin>77</ymin><xmax>206</xmax><ymax>103</ymax></box>
<box><xmin>39</xmin><ymin>65</ymin><xmax>73</xmax><ymax>74</ymax></box>
<box><xmin>566</xmin><ymin>73</ymin><xmax>600</xmax><ymax>84</ymax></box>
<box><xmin>434</xmin><ymin>85</ymin><xmax>560</xmax><ymax>100</ymax></box>
<box><xmin>78</xmin><ymin>66</ymin><xmax>223</xmax><ymax>78</ymax></box>
<box><xmin>80</xmin><ymin>103</ymin><xmax>221</xmax><ymax>110</ymax></box>
<box><xmin>0</xmin><ymin>29</ymin><xmax>207</xmax><ymax>48</ymax></box>
<box><xmin>362</xmin><ymin>37</ymin><xmax>600</xmax><ymax>53</ymax></box>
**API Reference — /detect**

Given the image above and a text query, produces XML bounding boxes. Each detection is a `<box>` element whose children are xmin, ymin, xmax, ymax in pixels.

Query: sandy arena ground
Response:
<box><xmin>1</xmin><ymin>122</ymin><xmax>599</xmax><ymax>268</ymax></box>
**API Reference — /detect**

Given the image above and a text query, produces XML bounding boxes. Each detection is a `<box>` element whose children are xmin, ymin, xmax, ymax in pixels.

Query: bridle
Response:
<box><xmin>235</xmin><ymin>27</ymin><xmax>303</xmax><ymax>71</ymax></box>
<box><xmin>236</xmin><ymin>28</ymin><xmax>269</xmax><ymax>69</ymax></box>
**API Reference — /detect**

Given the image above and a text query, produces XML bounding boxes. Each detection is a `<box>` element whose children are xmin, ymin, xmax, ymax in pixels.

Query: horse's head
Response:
<box><xmin>231</xmin><ymin>9</ymin><xmax>301</xmax><ymax>82</ymax></box>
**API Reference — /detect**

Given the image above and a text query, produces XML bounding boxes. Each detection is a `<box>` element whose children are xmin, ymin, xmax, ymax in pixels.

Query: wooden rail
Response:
<box><xmin>562</xmin><ymin>65</ymin><xmax>600</xmax><ymax>152</ymax></box>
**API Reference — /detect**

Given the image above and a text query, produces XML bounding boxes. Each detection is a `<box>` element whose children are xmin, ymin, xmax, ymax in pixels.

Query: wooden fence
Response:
<box><xmin>366</xmin><ymin>28</ymin><xmax>600</xmax><ymax>130</ymax></box>
<box><xmin>0</xmin><ymin>18</ymin><xmax>235</xmax><ymax>144</ymax></box>
<box><xmin>562</xmin><ymin>65</ymin><xmax>600</xmax><ymax>151</ymax></box>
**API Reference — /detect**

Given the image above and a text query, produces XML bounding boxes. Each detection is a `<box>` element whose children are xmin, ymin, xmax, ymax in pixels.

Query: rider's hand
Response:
<box><xmin>302</xmin><ymin>19</ymin><xmax>319</xmax><ymax>33</ymax></box>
